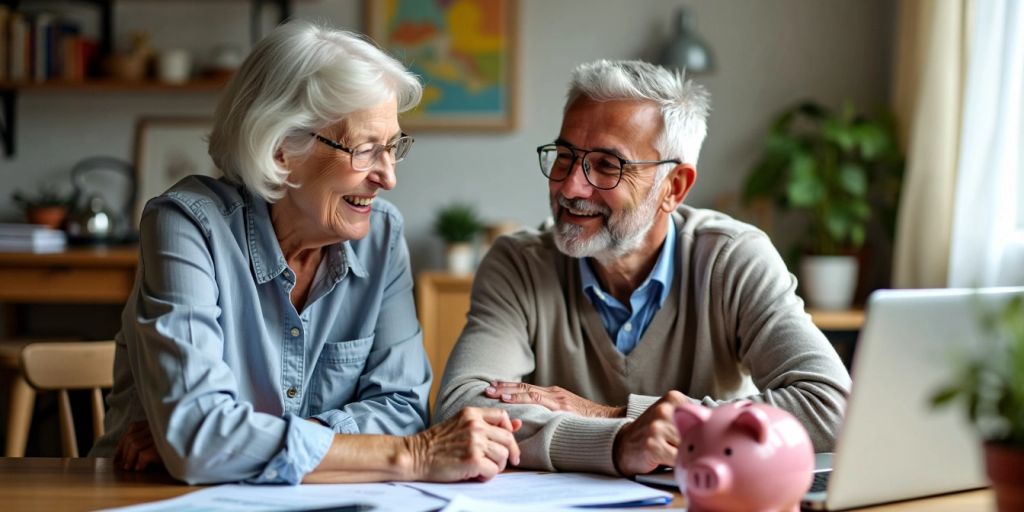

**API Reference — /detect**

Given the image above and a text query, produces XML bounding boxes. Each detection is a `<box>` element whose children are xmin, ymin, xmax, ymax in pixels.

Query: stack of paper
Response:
<box><xmin>0</xmin><ymin>223</ymin><xmax>66</xmax><ymax>253</ymax></box>
<box><xmin>402</xmin><ymin>471</ymin><xmax>672</xmax><ymax>508</ymax></box>
<box><xmin>98</xmin><ymin>471</ymin><xmax>673</xmax><ymax>512</ymax></box>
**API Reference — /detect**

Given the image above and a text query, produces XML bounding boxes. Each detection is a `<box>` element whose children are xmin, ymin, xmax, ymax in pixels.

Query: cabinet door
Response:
<box><xmin>415</xmin><ymin>272</ymin><xmax>473</xmax><ymax>413</ymax></box>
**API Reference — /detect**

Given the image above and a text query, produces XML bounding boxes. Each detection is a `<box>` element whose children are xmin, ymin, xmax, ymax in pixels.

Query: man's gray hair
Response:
<box><xmin>208</xmin><ymin>20</ymin><xmax>422</xmax><ymax>202</ymax></box>
<box><xmin>566</xmin><ymin>59</ymin><xmax>710</xmax><ymax>179</ymax></box>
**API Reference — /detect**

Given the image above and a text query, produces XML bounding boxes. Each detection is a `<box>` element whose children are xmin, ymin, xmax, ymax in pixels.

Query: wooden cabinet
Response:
<box><xmin>415</xmin><ymin>272</ymin><xmax>473</xmax><ymax>411</ymax></box>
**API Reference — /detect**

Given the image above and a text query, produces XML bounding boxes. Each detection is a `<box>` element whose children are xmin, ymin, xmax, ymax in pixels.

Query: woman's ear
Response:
<box><xmin>660</xmin><ymin>163</ymin><xmax>698</xmax><ymax>212</ymax></box>
<box><xmin>274</xmin><ymin>147</ymin><xmax>288</xmax><ymax>169</ymax></box>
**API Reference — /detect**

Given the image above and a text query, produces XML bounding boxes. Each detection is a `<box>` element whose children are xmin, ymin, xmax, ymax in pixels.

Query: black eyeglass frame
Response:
<box><xmin>536</xmin><ymin>143</ymin><xmax>682</xmax><ymax>190</ymax></box>
<box><xmin>311</xmin><ymin>132</ymin><xmax>415</xmax><ymax>170</ymax></box>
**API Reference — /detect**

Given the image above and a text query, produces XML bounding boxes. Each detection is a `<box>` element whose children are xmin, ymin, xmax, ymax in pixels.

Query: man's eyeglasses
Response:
<box><xmin>537</xmin><ymin>143</ymin><xmax>680</xmax><ymax>190</ymax></box>
<box><xmin>311</xmin><ymin>132</ymin><xmax>415</xmax><ymax>171</ymax></box>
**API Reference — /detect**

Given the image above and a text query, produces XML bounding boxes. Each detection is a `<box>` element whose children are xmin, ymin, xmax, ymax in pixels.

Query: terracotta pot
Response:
<box><xmin>985</xmin><ymin>441</ymin><xmax>1024</xmax><ymax>512</ymax></box>
<box><xmin>25</xmin><ymin>206</ymin><xmax>68</xmax><ymax>230</ymax></box>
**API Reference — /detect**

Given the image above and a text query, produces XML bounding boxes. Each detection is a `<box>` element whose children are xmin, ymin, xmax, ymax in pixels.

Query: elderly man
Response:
<box><xmin>435</xmin><ymin>59</ymin><xmax>851</xmax><ymax>476</ymax></box>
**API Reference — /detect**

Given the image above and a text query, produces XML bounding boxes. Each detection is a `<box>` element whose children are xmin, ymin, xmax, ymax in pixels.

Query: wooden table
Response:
<box><xmin>0</xmin><ymin>458</ymin><xmax>993</xmax><ymax>511</ymax></box>
<box><xmin>0</xmin><ymin>245</ymin><xmax>138</xmax><ymax>306</ymax></box>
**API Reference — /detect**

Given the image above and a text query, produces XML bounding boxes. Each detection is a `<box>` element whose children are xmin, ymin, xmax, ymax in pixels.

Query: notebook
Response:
<box><xmin>637</xmin><ymin>288</ymin><xmax>1021</xmax><ymax>510</ymax></box>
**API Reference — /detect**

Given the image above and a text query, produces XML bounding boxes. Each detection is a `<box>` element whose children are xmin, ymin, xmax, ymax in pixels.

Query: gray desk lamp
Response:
<box><xmin>659</xmin><ymin>7</ymin><xmax>714</xmax><ymax>74</ymax></box>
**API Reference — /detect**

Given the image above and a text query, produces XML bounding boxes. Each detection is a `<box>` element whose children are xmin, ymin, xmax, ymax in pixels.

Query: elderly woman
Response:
<box><xmin>89</xmin><ymin>20</ymin><xmax>520</xmax><ymax>485</ymax></box>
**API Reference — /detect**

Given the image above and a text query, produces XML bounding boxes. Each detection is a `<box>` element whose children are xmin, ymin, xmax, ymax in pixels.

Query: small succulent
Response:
<box><xmin>434</xmin><ymin>202</ymin><xmax>483</xmax><ymax>244</ymax></box>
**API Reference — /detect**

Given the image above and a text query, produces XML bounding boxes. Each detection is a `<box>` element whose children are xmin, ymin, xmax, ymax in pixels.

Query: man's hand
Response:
<box><xmin>612</xmin><ymin>390</ymin><xmax>690</xmax><ymax>476</ymax></box>
<box><xmin>485</xmin><ymin>381</ymin><xmax>625</xmax><ymax>418</ymax></box>
<box><xmin>113</xmin><ymin>420</ymin><xmax>163</xmax><ymax>471</ymax></box>
<box><xmin>407</xmin><ymin>407</ymin><xmax>522</xmax><ymax>482</ymax></box>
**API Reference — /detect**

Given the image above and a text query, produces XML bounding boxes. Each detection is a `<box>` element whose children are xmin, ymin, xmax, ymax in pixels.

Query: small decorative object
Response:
<box><xmin>12</xmin><ymin>184</ymin><xmax>72</xmax><ymax>229</ymax></box>
<box><xmin>207</xmin><ymin>44</ymin><xmax>243</xmax><ymax>81</ymax></box>
<box><xmin>932</xmin><ymin>296</ymin><xmax>1024</xmax><ymax>512</ymax></box>
<box><xmin>365</xmin><ymin>0</ymin><xmax>518</xmax><ymax>131</ymax></box>
<box><xmin>659</xmin><ymin>6</ymin><xmax>714</xmax><ymax>74</ymax></box>
<box><xmin>674</xmin><ymin>401</ymin><xmax>814</xmax><ymax>512</ymax></box>
<box><xmin>157</xmin><ymin>48</ymin><xmax>191</xmax><ymax>84</ymax></box>
<box><xmin>106</xmin><ymin>32</ymin><xmax>153</xmax><ymax>81</ymax></box>
<box><xmin>434</xmin><ymin>202</ymin><xmax>483</xmax><ymax>275</ymax></box>
<box><xmin>743</xmin><ymin>101</ymin><xmax>903</xmax><ymax>310</ymax></box>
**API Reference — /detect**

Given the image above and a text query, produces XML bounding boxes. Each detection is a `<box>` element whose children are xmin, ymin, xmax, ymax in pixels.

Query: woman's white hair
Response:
<box><xmin>208</xmin><ymin>20</ymin><xmax>422</xmax><ymax>202</ymax></box>
<box><xmin>565</xmin><ymin>59</ymin><xmax>710</xmax><ymax>180</ymax></box>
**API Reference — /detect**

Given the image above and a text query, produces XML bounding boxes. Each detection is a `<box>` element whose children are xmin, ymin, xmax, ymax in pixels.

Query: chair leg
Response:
<box><xmin>5</xmin><ymin>374</ymin><xmax>35</xmax><ymax>457</ymax></box>
<box><xmin>58</xmin><ymin>390</ymin><xmax>79</xmax><ymax>458</ymax></box>
<box><xmin>91</xmin><ymin>388</ymin><xmax>105</xmax><ymax>440</ymax></box>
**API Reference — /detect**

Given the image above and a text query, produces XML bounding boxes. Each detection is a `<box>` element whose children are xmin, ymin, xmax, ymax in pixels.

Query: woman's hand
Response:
<box><xmin>406</xmin><ymin>407</ymin><xmax>522</xmax><ymax>482</ymax></box>
<box><xmin>113</xmin><ymin>421</ymin><xmax>163</xmax><ymax>471</ymax></box>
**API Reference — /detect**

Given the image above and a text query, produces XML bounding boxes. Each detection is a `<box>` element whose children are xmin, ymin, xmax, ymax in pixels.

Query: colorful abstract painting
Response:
<box><xmin>366</xmin><ymin>0</ymin><xmax>517</xmax><ymax>130</ymax></box>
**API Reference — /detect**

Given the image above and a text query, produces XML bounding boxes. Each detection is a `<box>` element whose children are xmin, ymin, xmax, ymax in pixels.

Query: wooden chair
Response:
<box><xmin>18</xmin><ymin>341</ymin><xmax>115</xmax><ymax>457</ymax></box>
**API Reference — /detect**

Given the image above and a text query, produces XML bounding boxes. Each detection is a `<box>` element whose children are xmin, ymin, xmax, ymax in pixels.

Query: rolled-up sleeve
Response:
<box><xmin>130</xmin><ymin>200</ymin><xmax>333</xmax><ymax>484</ymax></box>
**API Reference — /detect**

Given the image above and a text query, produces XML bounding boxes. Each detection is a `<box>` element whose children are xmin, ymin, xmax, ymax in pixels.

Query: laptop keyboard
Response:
<box><xmin>809</xmin><ymin>471</ymin><xmax>831</xmax><ymax>493</ymax></box>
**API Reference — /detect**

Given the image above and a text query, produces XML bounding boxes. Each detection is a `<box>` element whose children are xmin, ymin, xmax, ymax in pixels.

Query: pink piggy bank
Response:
<box><xmin>674</xmin><ymin>401</ymin><xmax>813</xmax><ymax>512</ymax></box>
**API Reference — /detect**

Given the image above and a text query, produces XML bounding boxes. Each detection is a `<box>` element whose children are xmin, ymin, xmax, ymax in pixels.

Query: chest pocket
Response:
<box><xmin>309</xmin><ymin>334</ymin><xmax>374</xmax><ymax>413</ymax></box>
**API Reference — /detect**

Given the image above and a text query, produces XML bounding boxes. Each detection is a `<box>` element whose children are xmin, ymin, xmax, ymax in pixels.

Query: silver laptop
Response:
<box><xmin>640</xmin><ymin>288</ymin><xmax>1022</xmax><ymax>510</ymax></box>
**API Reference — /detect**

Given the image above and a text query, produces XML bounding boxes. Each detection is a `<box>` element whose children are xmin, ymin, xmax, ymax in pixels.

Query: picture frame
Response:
<box><xmin>132</xmin><ymin>117</ymin><xmax>219</xmax><ymax>226</ymax></box>
<box><xmin>364</xmin><ymin>0</ymin><xmax>518</xmax><ymax>131</ymax></box>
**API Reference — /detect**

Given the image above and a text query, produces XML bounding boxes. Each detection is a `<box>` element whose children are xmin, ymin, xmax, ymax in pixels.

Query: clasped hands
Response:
<box><xmin>485</xmin><ymin>380</ymin><xmax>690</xmax><ymax>476</ymax></box>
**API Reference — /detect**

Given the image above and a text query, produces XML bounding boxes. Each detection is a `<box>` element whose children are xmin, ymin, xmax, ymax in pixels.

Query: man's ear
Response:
<box><xmin>660</xmin><ymin>163</ymin><xmax>697</xmax><ymax>213</ymax></box>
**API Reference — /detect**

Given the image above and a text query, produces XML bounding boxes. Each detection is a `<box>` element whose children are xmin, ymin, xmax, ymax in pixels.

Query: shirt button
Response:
<box><xmin>290</xmin><ymin>327</ymin><xmax>301</xmax><ymax>337</ymax></box>
<box><xmin>286</xmin><ymin>387</ymin><xmax>298</xmax><ymax>398</ymax></box>
<box><xmin>623</xmin><ymin>322</ymin><xmax>633</xmax><ymax>332</ymax></box>
<box><xmin>265</xmin><ymin>469</ymin><xmax>278</xmax><ymax>480</ymax></box>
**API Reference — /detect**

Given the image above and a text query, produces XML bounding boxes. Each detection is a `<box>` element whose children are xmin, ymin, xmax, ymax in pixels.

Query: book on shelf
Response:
<box><xmin>0</xmin><ymin>223</ymin><xmax>67</xmax><ymax>253</ymax></box>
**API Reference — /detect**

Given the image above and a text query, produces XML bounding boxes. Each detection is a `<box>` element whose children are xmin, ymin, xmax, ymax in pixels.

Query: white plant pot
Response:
<box><xmin>445</xmin><ymin>243</ymin><xmax>475</xmax><ymax>275</ymax></box>
<box><xmin>800</xmin><ymin>255</ymin><xmax>858</xmax><ymax>310</ymax></box>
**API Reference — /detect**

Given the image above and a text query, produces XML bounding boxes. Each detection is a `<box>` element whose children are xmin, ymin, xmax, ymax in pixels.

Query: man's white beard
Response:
<box><xmin>551</xmin><ymin>183</ymin><xmax>661</xmax><ymax>265</ymax></box>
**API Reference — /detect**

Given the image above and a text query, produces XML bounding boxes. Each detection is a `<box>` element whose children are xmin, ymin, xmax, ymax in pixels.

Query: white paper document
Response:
<box><xmin>403</xmin><ymin>471</ymin><xmax>672</xmax><ymax>508</ymax></box>
<box><xmin>99</xmin><ymin>482</ymin><xmax>445</xmax><ymax>512</ymax></box>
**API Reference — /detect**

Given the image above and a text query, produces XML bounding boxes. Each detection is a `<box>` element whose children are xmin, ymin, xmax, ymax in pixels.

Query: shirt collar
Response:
<box><xmin>242</xmin><ymin>188</ymin><xmax>368</xmax><ymax>284</ymax></box>
<box><xmin>578</xmin><ymin>215</ymin><xmax>675</xmax><ymax>306</ymax></box>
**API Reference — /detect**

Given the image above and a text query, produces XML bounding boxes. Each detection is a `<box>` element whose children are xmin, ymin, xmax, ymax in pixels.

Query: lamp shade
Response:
<box><xmin>659</xmin><ymin>7</ymin><xmax>714</xmax><ymax>74</ymax></box>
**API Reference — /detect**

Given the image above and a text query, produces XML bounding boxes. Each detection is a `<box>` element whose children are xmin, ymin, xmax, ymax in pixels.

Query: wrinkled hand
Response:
<box><xmin>113</xmin><ymin>420</ymin><xmax>163</xmax><ymax>471</ymax></box>
<box><xmin>613</xmin><ymin>390</ymin><xmax>690</xmax><ymax>476</ymax></box>
<box><xmin>485</xmin><ymin>381</ymin><xmax>625</xmax><ymax>418</ymax></box>
<box><xmin>407</xmin><ymin>407</ymin><xmax>522</xmax><ymax>482</ymax></box>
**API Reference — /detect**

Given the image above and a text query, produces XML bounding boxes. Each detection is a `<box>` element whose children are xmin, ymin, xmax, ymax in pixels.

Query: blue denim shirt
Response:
<box><xmin>90</xmin><ymin>176</ymin><xmax>431</xmax><ymax>485</ymax></box>
<box><xmin>579</xmin><ymin>218</ymin><xmax>675</xmax><ymax>355</ymax></box>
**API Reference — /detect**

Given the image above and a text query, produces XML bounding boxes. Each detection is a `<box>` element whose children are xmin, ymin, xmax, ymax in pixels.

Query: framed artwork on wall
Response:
<box><xmin>365</xmin><ymin>0</ymin><xmax>519</xmax><ymax>131</ymax></box>
<box><xmin>132</xmin><ymin>117</ymin><xmax>220</xmax><ymax>226</ymax></box>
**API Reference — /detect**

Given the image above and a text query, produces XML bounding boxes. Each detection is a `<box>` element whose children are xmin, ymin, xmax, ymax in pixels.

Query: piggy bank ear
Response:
<box><xmin>731</xmin><ymin>407</ymin><xmax>770</xmax><ymax>444</ymax></box>
<box><xmin>674</xmin><ymin>403</ymin><xmax>712</xmax><ymax>436</ymax></box>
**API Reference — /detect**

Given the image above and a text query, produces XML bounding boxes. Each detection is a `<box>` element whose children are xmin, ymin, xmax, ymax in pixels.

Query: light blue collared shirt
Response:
<box><xmin>580</xmin><ymin>218</ymin><xmax>675</xmax><ymax>355</ymax></box>
<box><xmin>90</xmin><ymin>176</ymin><xmax>431</xmax><ymax>485</ymax></box>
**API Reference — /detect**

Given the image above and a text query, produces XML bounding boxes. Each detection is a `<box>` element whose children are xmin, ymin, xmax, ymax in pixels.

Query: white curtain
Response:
<box><xmin>891</xmin><ymin>0</ymin><xmax>971</xmax><ymax>288</ymax></box>
<box><xmin>947</xmin><ymin>0</ymin><xmax>1024</xmax><ymax>287</ymax></box>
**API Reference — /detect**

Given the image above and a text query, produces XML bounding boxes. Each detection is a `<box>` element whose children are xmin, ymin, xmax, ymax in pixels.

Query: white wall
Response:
<box><xmin>0</xmin><ymin>0</ymin><xmax>894</xmax><ymax>272</ymax></box>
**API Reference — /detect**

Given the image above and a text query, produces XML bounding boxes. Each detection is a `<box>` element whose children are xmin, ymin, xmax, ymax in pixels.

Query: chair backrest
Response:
<box><xmin>19</xmin><ymin>341</ymin><xmax>116</xmax><ymax>457</ymax></box>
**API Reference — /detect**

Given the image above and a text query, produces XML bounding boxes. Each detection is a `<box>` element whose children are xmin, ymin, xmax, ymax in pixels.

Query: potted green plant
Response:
<box><xmin>743</xmin><ymin>101</ymin><xmax>902</xmax><ymax>309</ymax></box>
<box><xmin>932</xmin><ymin>296</ymin><xmax>1024</xmax><ymax>511</ymax></box>
<box><xmin>434</xmin><ymin>202</ymin><xmax>483</xmax><ymax>275</ymax></box>
<box><xmin>12</xmin><ymin>184</ymin><xmax>72</xmax><ymax>230</ymax></box>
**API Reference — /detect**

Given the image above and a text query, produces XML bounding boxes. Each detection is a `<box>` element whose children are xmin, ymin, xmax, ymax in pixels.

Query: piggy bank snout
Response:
<box><xmin>686</xmin><ymin>458</ymin><xmax>732</xmax><ymax>497</ymax></box>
